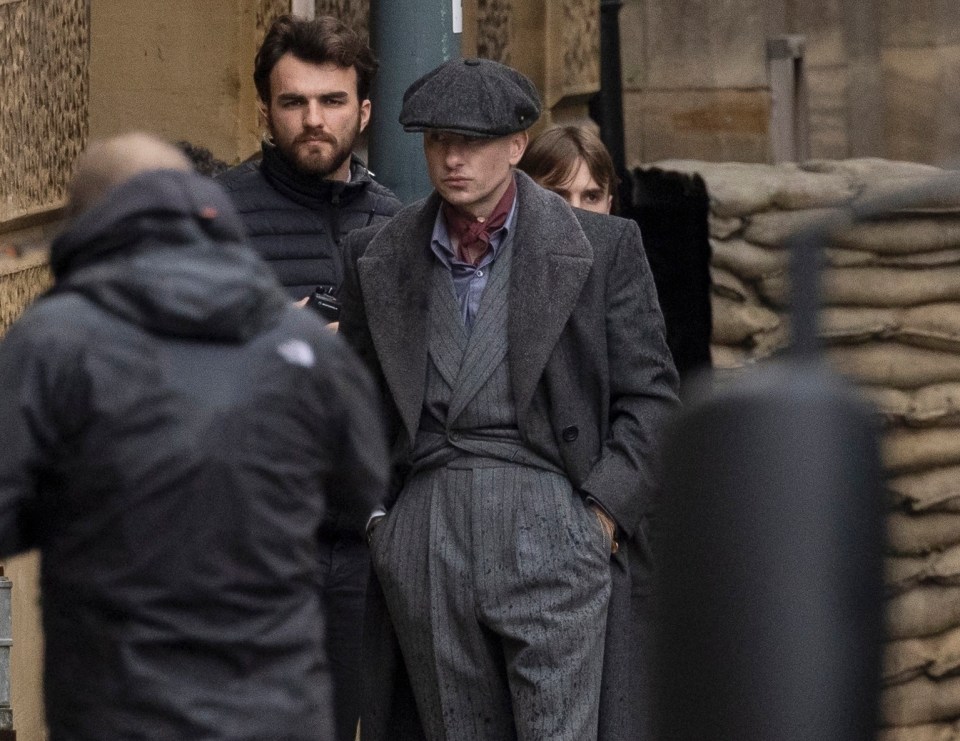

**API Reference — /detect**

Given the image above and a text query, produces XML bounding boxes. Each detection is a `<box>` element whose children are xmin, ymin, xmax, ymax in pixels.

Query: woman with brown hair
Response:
<box><xmin>518</xmin><ymin>124</ymin><xmax>619</xmax><ymax>214</ymax></box>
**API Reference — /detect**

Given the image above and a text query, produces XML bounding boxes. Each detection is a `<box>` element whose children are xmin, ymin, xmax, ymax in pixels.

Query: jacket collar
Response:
<box><xmin>259</xmin><ymin>141</ymin><xmax>373</xmax><ymax>209</ymax></box>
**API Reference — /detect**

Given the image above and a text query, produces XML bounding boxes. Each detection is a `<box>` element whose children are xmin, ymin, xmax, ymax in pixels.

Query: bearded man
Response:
<box><xmin>217</xmin><ymin>15</ymin><xmax>400</xmax><ymax>741</ymax></box>
<box><xmin>219</xmin><ymin>14</ymin><xmax>400</xmax><ymax>300</ymax></box>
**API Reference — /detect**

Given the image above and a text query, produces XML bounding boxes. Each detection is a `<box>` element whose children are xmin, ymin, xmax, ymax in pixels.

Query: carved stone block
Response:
<box><xmin>314</xmin><ymin>0</ymin><xmax>370</xmax><ymax>37</ymax></box>
<box><xmin>0</xmin><ymin>0</ymin><xmax>88</xmax><ymax>225</ymax></box>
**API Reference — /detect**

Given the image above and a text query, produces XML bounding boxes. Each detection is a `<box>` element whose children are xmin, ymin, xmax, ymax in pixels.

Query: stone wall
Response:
<box><xmin>622</xmin><ymin>0</ymin><xmax>960</xmax><ymax>166</ymax></box>
<box><xmin>656</xmin><ymin>157</ymin><xmax>960</xmax><ymax>739</ymax></box>
<box><xmin>0</xmin><ymin>0</ymin><xmax>88</xmax><ymax>225</ymax></box>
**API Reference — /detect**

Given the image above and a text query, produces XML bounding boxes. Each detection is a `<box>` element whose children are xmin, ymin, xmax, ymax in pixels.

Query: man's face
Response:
<box><xmin>264</xmin><ymin>53</ymin><xmax>371</xmax><ymax>180</ymax></box>
<box><xmin>423</xmin><ymin>130</ymin><xmax>527</xmax><ymax>218</ymax></box>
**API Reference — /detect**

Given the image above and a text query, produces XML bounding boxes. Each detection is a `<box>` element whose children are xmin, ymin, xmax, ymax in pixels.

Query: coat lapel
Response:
<box><xmin>357</xmin><ymin>195</ymin><xmax>440</xmax><ymax>443</ymax></box>
<box><xmin>508</xmin><ymin>172</ymin><xmax>594</xmax><ymax>424</ymax></box>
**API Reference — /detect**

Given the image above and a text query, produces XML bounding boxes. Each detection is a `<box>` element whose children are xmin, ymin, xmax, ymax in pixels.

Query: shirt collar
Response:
<box><xmin>430</xmin><ymin>182</ymin><xmax>519</xmax><ymax>268</ymax></box>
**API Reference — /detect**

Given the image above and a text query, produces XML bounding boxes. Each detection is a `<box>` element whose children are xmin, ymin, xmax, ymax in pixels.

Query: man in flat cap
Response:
<box><xmin>340</xmin><ymin>57</ymin><xmax>679</xmax><ymax>741</ymax></box>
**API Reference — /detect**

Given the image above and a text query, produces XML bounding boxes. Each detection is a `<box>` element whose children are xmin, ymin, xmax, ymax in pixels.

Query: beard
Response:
<box><xmin>270</xmin><ymin>116</ymin><xmax>361</xmax><ymax>178</ymax></box>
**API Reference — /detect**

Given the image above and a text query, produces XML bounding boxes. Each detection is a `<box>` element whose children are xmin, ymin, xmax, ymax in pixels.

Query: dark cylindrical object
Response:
<box><xmin>369</xmin><ymin>0</ymin><xmax>460</xmax><ymax>204</ymax></box>
<box><xmin>657</xmin><ymin>361</ymin><xmax>884</xmax><ymax>740</ymax></box>
<box><xmin>593</xmin><ymin>0</ymin><xmax>626</xmax><ymax>176</ymax></box>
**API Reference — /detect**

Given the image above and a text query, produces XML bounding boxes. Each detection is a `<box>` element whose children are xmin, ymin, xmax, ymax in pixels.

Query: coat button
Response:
<box><xmin>561</xmin><ymin>426</ymin><xmax>579</xmax><ymax>442</ymax></box>
<box><xmin>450</xmin><ymin>431</ymin><xmax>461</xmax><ymax>442</ymax></box>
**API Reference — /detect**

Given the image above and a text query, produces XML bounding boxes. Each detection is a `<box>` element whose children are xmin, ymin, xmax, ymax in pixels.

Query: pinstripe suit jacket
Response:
<box><xmin>340</xmin><ymin>170</ymin><xmax>681</xmax><ymax>740</ymax></box>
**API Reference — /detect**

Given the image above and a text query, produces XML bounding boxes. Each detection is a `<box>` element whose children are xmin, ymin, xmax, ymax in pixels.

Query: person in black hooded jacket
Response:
<box><xmin>0</xmin><ymin>132</ymin><xmax>388</xmax><ymax>741</ymax></box>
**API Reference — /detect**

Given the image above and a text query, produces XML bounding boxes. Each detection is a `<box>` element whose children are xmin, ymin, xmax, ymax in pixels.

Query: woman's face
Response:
<box><xmin>546</xmin><ymin>157</ymin><xmax>612</xmax><ymax>214</ymax></box>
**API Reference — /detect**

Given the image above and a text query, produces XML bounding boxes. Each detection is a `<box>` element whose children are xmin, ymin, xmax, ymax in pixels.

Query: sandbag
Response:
<box><xmin>710</xmin><ymin>344</ymin><xmax>749</xmax><ymax>370</ymax></box>
<box><xmin>827</xmin><ymin>344</ymin><xmax>960</xmax><ymax>390</ymax></box>
<box><xmin>804</xmin><ymin>158</ymin><xmax>942</xmax><ymax>182</ymax></box>
<box><xmin>744</xmin><ymin>207</ymin><xmax>839</xmax><ymax>247</ymax></box>
<box><xmin>751</xmin><ymin>323</ymin><xmax>790</xmax><ymax>358</ymax></box>
<box><xmin>651</xmin><ymin>160</ymin><xmax>856</xmax><ymax>217</ymax></box>
<box><xmin>832</xmin><ymin>219</ymin><xmax>960</xmax><ymax>255</ymax></box>
<box><xmin>888</xmin><ymin>511</ymin><xmax>960</xmax><ymax>556</ymax></box>
<box><xmin>856</xmin><ymin>173</ymin><xmax>960</xmax><ymax>212</ymax></box>
<box><xmin>821</xmin><ymin>305</ymin><xmax>960</xmax><ymax>353</ymax></box>
<box><xmin>886</xmin><ymin>544</ymin><xmax>960</xmax><ymax>595</ymax></box>
<box><xmin>709</xmin><ymin>214</ymin><xmax>742</xmax><ymax>239</ymax></box>
<box><xmin>711</xmin><ymin>295</ymin><xmax>781</xmax><ymax>345</ymax></box>
<box><xmin>884</xmin><ymin>624</ymin><xmax>960</xmax><ymax>685</ymax></box>
<box><xmin>885</xmin><ymin>428</ymin><xmax>960</xmax><ymax>473</ymax></box>
<box><xmin>824</xmin><ymin>247</ymin><xmax>960</xmax><ymax>269</ymax></box>
<box><xmin>711</xmin><ymin>238</ymin><xmax>786</xmax><ymax>281</ymax></box>
<box><xmin>821</xmin><ymin>307</ymin><xmax>898</xmax><ymax>343</ymax></box>
<box><xmin>760</xmin><ymin>267</ymin><xmax>960</xmax><ymax>308</ymax></box>
<box><xmin>710</xmin><ymin>266</ymin><xmax>752</xmax><ymax>303</ymax></box>
<box><xmin>877</xmin><ymin>720</ymin><xmax>960</xmax><ymax>741</ymax></box>
<box><xmin>886</xmin><ymin>585</ymin><xmax>960</xmax><ymax>640</ymax></box>
<box><xmin>887</xmin><ymin>554</ymin><xmax>936</xmax><ymax>595</ymax></box>
<box><xmin>864</xmin><ymin>384</ymin><xmax>960</xmax><ymax>428</ymax></box>
<box><xmin>881</xmin><ymin>674</ymin><xmax>960</xmax><ymax>726</ymax></box>
<box><xmin>898</xmin><ymin>305</ymin><xmax>960</xmax><ymax>353</ymax></box>
<box><xmin>889</xmin><ymin>465</ymin><xmax>960</xmax><ymax>512</ymax></box>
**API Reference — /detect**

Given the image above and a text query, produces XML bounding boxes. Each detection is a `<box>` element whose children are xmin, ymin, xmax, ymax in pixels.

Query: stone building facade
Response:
<box><xmin>622</xmin><ymin>0</ymin><xmax>960</xmax><ymax>167</ymax></box>
<box><xmin>5</xmin><ymin>1</ymin><xmax>960</xmax><ymax>739</ymax></box>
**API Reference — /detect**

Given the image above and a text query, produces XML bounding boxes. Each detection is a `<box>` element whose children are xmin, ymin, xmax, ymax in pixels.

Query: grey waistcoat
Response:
<box><xmin>410</xmin><ymin>234</ymin><xmax>564</xmax><ymax>476</ymax></box>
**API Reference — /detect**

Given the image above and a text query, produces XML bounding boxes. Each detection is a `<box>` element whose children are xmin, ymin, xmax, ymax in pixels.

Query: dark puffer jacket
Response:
<box><xmin>0</xmin><ymin>169</ymin><xmax>388</xmax><ymax>741</ymax></box>
<box><xmin>217</xmin><ymin>143</ymin><xmax>402</xmax><ymax>300</ymax></box>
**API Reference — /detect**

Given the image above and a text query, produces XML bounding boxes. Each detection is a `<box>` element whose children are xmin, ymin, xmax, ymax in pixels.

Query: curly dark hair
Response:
<box><xmin>254</xmin><ymin>14</ymin><xmax>378</xmax><ymax>104</ymax></box>
<box><xmin>175</xmin><ymin>141</ymin><xmax>229</xmax><ymax>177</ymax></box>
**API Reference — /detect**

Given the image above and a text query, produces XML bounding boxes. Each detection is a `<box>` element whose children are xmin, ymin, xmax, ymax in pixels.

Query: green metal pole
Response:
<box><xmin>369</xmin><ymin>0</ymin><xmax>462</xmax><ymax>204</ymax></box>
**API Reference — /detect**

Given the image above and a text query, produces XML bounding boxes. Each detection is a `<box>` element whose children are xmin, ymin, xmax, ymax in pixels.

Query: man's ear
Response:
<box><xmin>508</xmin><ymin>131</ymin><xmax>528</xmax><ymax>166</ymax></box>
<box><xmin>257</xmin><ymin>99</ymin><xmax>269</xmax><ymax>129</ymax></box>
<box><xmin>359</xmin><ymin>99</ymin><xmax>372</xmax><ymax>134</ymax></box>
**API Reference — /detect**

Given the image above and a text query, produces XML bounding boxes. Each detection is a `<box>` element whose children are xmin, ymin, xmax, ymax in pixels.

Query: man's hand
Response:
<box><xmin>296</xmin><ymin>297</ymin><xmax>337</xmax><ymax>331</ymax></box>
<box><xmin>590</xmin><ymin>503</ymin><xmax>619</xmax><ymax>554</ymax></box>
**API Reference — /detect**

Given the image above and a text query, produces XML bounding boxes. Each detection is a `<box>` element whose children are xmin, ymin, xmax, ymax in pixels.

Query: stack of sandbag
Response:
<box><xmin>651</xmin><ymin>158</ymin><xmax>960</xmax><ymax>741</ymax></box>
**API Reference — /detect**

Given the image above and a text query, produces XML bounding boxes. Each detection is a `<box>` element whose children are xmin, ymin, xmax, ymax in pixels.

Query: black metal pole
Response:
<box><xmin>592</xmin><ymin>0</ymin><xmax>626</xmax><ymax>177</ymax></box>
<box><xmin>649</xmin><ymin>168</ymin><xmax>951</xmax><ymax>741</ymax></box>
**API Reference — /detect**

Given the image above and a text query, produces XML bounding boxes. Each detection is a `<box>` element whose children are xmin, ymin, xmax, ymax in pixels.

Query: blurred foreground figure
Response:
<box><xmin>0</xmin><ymin>133</ymin><xmax>388</xmax><ymax>740</ymax></box>
<box><xmin>518</xmin><ymin>125</ymin><xmax>618</xmax><ymax>214</ymax></box>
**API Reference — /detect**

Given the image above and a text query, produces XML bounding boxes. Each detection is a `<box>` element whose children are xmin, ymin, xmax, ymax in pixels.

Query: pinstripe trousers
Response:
<box><xmin>368</xmin><ymin>249</ymin><xmax>612</xmax><ymax>740</ymax></box>
<box><xmin>369</xmin><ymin>463</ymin><xmax>612</xmax><ymax>740</ymax></box>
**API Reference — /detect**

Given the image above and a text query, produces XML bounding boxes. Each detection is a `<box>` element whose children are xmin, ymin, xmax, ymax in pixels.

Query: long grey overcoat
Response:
<box><xmin>339</xmin><ymin>171</ymin><xmax>681</xmax><ymax>740</ymax></box>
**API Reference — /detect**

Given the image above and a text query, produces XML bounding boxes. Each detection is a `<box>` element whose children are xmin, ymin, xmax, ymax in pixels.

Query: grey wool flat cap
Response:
<box><xmin>399</xmin><ymin>57</ymin><xmax>541</xmax><ymax>138</ymax></box>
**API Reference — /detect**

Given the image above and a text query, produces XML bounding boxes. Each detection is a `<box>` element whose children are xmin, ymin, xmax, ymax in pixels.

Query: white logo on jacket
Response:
<box><xmin>276</xmin><ymin>339</ymin><xmax>315</xmax><ymax>368</ymax></box>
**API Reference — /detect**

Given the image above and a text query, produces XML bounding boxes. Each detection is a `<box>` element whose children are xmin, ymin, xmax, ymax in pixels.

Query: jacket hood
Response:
<box><xmin>49</xmin><ymin>169</ymin><xmax>287</xmax><ymax>341</ymax></box>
